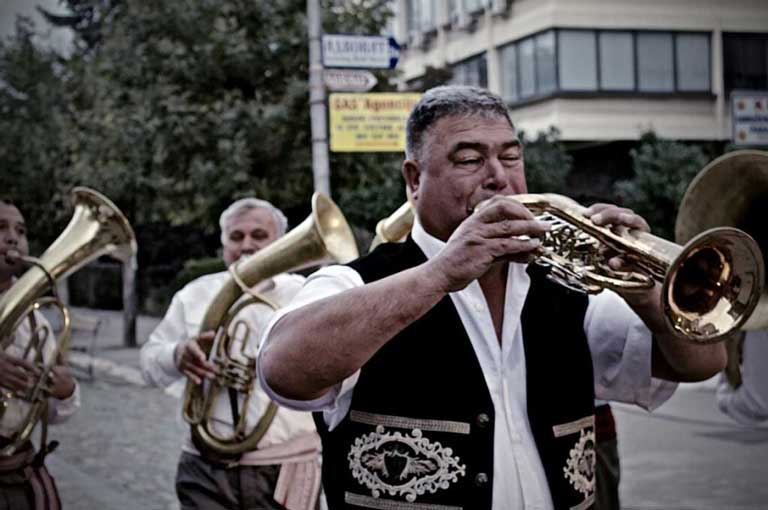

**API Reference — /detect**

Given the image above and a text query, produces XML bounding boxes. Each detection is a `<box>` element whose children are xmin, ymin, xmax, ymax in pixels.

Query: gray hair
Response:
<box><xmin>219</xmin><ymin>197</ymin><xmax>288</xmax><ymax>245</ymax></box>
<box><xmin>405</xmin><ymin>85</ymin><xmax>514</xmax><ymax>161</ymax></box>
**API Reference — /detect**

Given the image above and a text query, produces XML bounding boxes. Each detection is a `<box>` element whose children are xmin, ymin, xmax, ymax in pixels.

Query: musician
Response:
<box><xmin>0</xmin><ymin>198</ymin><xmax>80</xmax><ymax>510</ymax></box>
<box><xmin>258</xmin><ymin>86</ymin><xmax>726</xmax><ymax>509</ymax></box>
<box><xmin>140</xmin><ymin>197</ymin><xmax>320</xmax><ymax>510</ymax></box>
<box><xmin>716</xmin><ymin>330</ymin><xmax>768</xmax><ymax>426</ymax></box>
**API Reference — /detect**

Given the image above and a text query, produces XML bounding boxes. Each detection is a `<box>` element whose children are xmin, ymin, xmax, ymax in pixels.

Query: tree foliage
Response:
<box><xmin>1</xmin><ymin>0</ymin><xmax>398</xmax><ymax>311</ymax></box>
<box><xmin>519</xmin><ymin>127</ymin><xmax>572</xmax><ymax>194</ymax></box>
<box><xmin>614</xmin><ymin>132</ymin><xmax>709</xmax><ymax>240</ymax></box>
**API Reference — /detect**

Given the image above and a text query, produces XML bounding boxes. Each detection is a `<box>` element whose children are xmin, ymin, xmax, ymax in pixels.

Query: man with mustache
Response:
<box><xmin>259</xmin><ymin>86</ymin><xmax>726</xmax><ymax>509</ymax></box>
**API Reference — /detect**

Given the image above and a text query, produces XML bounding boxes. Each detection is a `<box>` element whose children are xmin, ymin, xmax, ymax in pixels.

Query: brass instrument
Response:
<box><xmin>369</xmin><ymin>201</ymin><xmax>414</xmax><ymax>252</ymax></box>
<box><xmin>182</xmin><ymin>192</ymin><xmax>359</xmax><ymax>457</ymax></box>
<box><xmin>0</xmin><ymin>187</ymin><xmax>136</xmax><ymax>456</ymax></box>
<box><xmin>675</xmin><ymin>150</ymin><xmax>768</xmax><ymax>384</ymax></box>
<box><xmin>373</xmin><ymin>192</ymin><xmax>764</xmax><ymax>344</ymax></box>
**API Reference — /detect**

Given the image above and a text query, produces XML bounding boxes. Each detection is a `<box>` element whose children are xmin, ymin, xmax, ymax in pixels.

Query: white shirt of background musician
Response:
<box><xmin>0</xmin><ymin>306</ymin><xmax>81</xmax><ymax>438</ymax></box>
<box><xmin>139</xmin><ymin>271</ymin><xmax>317</xmax><ymax>462</ymax></box>
<box><xmin>258</xmin><ymin>218</ymin><xmax>677</xmax><ymax>510</ymax></box>
<box><xmin>716</xmin><ymin>329</ymin><xmax>768</xmax><ymax>426</ymax></box>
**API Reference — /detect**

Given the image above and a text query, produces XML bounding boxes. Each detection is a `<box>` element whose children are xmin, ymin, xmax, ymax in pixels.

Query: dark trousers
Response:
<box><xmin>594</xmin><ymin>404</ymin><xmax>621</xmax><ymax>510</ymax></box>
<box><xmin>175</xmin><ymin>452</ymin><xmax>287</xmax><ymax>510</ymax></box>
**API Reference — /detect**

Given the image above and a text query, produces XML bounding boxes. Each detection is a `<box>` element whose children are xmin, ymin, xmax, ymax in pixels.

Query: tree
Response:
<box><xmin>0</xmin><ymin>17</ymin><xmax>72</xmax><ymax>251</ymax></box>
<box><xmin>614</xmin><ymin>132</ymin><xmax>709</xmax><ymax>240</ymax></box>
<box><xmin>519</xmin><ymin>127</ymin><xmax>572</xmax><ymax>194</ymax></box>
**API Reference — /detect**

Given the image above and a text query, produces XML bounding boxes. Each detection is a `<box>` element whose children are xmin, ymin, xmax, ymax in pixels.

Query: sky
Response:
<box><xmin>0</xmin><ymin>0</ymin><xmax>73</xmax><ymax>53</ymax></box>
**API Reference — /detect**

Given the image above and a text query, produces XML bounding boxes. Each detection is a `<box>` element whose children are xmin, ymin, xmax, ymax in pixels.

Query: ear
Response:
<box><xmin>402</xmin><ymin>159</ymin><xmax>421</xmax><ymax>201</ymax></box>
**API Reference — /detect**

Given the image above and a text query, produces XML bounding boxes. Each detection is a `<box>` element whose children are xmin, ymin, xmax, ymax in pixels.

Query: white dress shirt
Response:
<box><xmin>140</xmin><ymin>270</ymin><xmax>319</xmax><ymax>464</ymax></box>
<box><xmin>716</xmin><ymin>329</ymin><xmax>768</xmax><ymax>426</ymax></box>
<box><xmin>1</xmin><ymin>307</ymin><xmax>80</xmax><ymax>439</ymax></box>
<box><xmin>257</xmin><ymin>219</ymin><xmax>677</xmax><ymax>509</ymax></box>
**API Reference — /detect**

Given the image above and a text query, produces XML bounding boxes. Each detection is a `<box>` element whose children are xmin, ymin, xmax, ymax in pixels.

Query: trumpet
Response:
<box><xmin>373</xmin><ymin>192</ymin><xmax>764</xmax><ymax>344</ymax></box>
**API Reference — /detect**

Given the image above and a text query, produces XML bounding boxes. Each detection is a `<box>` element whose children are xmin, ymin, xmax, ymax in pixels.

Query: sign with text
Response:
<box><xmin>329</xmin><ymin>93</ymin><xmax>421</xmax><ymax>152</ymax></box>
<box><xmin>732</xmin><ymin>90</ymin><xmax>768</xmax><ymax>146</ymax></box>
<box><xmin>322</xmin><ymin>34</ymin><xmax>400</xmax><ymax>69</ymax></box>
<box><xmin>324</xmin><ymin>69</ymin><xmax>378</xmax><ymax>92</ymax></box>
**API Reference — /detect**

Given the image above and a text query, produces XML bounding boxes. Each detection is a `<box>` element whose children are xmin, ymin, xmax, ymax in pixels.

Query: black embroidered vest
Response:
<box><xmin>315</xmin><ymin>238</ymin><xmax>596</xmax><ymax>510</ymax></box>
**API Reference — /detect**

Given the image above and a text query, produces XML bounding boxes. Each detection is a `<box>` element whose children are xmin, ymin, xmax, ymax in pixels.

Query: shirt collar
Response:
<box><xmin>411</xmin><ymin>217</ymin><xmax>444</xmax><ymax>261</ymax></box>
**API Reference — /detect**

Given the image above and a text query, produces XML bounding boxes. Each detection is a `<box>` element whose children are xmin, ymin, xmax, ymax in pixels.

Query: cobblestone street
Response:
<box><xmin>37</xmin><ymin>308</ymin><xmax>768</xmax><ymax>509</ymax></box>
<box><xmin>47</xmin><ymin>380</ymin><xmax>182</xmax><ymax>510</ymax></box>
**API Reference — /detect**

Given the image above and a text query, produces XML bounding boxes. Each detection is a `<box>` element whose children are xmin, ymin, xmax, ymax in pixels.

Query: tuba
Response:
<box><xmin>0</xmin><ymin>187</ymin><xmax>137</xmax><ymax>456</ymax></box>
<box><xmin>675</xmin><ymin>150</ymin><xmax>768</xmax><ymax>384</ymax></box>
<box><xmin>373</xmin><ymin>192</ymin><xmax>764</xmax><ymax>344</ymax></box>
<box><xmin>182</xmin><ymin>192</ymin><xmax>359</xmax><ymax>457</ymax></box>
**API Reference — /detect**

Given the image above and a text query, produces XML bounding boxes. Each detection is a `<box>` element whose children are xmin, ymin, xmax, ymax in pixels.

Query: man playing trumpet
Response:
<box><xmin>0</xmin><ymin>198</ymin><xmax>80</xmax><ymax>510</ymax></box>
<box><xmin>258</xmin><ymin>86</ymin><xmax>726</xmax><ymax>509</ymax></box>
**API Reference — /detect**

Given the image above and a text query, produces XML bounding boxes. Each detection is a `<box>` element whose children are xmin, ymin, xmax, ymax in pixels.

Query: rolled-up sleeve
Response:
<box><xmin>586</xmin><ymin>290</ymin><xmax>677</xmax><ymax>410</ymax></box>
<box><xmin>140</xmin><ymin>294</ymin><xmax>186</xmax><ymax>388</ymax></box>
<box><xmin>48</xmin><ymin>382</ymin><xmax>81</xmax><ymax>424</ymax></box>
<box><xmin>257</xmin><ymin>265</ymin><xmax>363</xmax><ymax>428</ymax></box>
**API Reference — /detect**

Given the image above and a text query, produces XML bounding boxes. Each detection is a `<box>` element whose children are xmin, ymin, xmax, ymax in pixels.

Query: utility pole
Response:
<box><xmin>307</xmin><ymin>0</ymin><xmax>330</xmax><ymax>195</ymax></box>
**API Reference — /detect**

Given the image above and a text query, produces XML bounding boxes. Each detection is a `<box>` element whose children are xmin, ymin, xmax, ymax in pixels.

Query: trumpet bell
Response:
<box><xmin>664</xmin><ymin>227</ymin><xmax>764</xmax><ymax>342</ymax></box>
<box><xmin>675</xmin><ymin>150</ymin><xmax>768</xmax><ymax>330</ymax></box>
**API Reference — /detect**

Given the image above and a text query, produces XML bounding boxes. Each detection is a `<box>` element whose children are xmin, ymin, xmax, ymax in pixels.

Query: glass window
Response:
<box><xmin>599</xmin><ymin>32</ymin><xmax>635</xmax><ymax>90</ymax></box>
<box><xmin>500</xmin><ymin>43</ymin><xmax>519</xmax><ymax>102</ymax></box>
<box><xmin>723</xmin><ymin>33</ymin><xmax>768</xmax><ymax>94</ymax></box>
<box><xmin>676</xmin><ymin>34</ymin><xmax>710</xmax><ymax>91</ymax></box>
<box><xmin>559</xmin><ymin>30</ymin><xmax>597</xmax><ymax>91</ymax></box>
<box><xmin>637</xmin><ymin>33</ymin><xmax>674</xmax><ymax>91</ymax></box>
<box><xmin>536</xmin><ymin>31</ymin><xmax>557</xmax><ymax>94</ymax></box>
<box><xmin>519</xmin><ymin>37</ymin><xmax>536</xmax><ymax>98</ymax></box>
<box><xmin>451</xmin><ymin>53</ymin><xmax>488</xmax><ymax>88</ymax></box>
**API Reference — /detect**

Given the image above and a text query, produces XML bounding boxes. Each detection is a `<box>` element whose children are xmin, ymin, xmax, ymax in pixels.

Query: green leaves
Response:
<box><xmin>614</xmin><ymin>132</ymin><xmax>709</xmax><ymax>240</ymax></box>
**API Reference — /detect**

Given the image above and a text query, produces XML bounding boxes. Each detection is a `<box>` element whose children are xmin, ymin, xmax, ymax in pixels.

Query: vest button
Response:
<box><xmin>476</xmin><ymin>413</ymin><xmax>490</xmax><ymax>428</ymax></box>
<box><xmin>475</xmin><ymin>472</ymin><xmax>489</xmax><ymax>487</ymax></box>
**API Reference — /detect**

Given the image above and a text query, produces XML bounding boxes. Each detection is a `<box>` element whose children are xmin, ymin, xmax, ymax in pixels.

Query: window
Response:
<box><xmin>599</xmin><ymin>32</ymin><xmax>634</xmax><ymax>90</ymax></box>
<box><xmin>559</xmin><ymin>30</ymin><xmax>597</xmax><ymax>91</ymax></box>
<box><xmin>500</xmin><ymin>43</ymin><xmax>518</xmax><ymax>102</ymax></box>
<box><xmin>723</xmin><ymin>33</ymin><xmax>768</xmax><ymax>94</ymax></box>
<box><xmin>637</xmin><ymin>33</ymin><xmax>674</xmax><ymax>91</ymax></box>
<box><xmin>498</xmin><ymin>28</ymin><xmax>711</xmax><ymax>105</ymax></box>
<box><xmin>536</xmin><ymin>31</ymin><xmax>557</xmax><ymax>94</ymax></box>
<box><xmin>451</xmin><ymin>53</ymin><xmax>488</xmax><ymax>88</ymax></box>
<box><xmin>519</xmin><ymin>37</ymin><xmax>536</xmax><ymax>97</ymax></box>
<box><xmin>676</xmin><ymin>34</ymin><xmax>710</xmax><ymax>91</ymax></box>
<box><xmin>408</xmin><ymin>0</ymin><xmax>437</xmax><ymax>33</ymax></box>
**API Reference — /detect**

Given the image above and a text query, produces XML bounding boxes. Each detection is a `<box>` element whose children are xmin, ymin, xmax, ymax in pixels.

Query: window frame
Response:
<box><xmin>496</xmin><ymin>27</ymin><xmax>713</xmax><ymax>106</ymax></box>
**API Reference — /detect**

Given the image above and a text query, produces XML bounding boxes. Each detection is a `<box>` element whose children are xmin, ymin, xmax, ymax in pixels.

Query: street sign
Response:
<box><xmin>732</xmin><ymin>90</ymin><xmax>768</xmax><ymax>146</ymax></box>
<box><xmin>329</xmin><ymin>93</ymin><xmax>421</xmax><ymax>152</ymax></box>
<box><xmin>322</xmin><ymin>34</ymin><xmax>400</xmax><ymax>69</ymax></box>
<box><xmin>323</xmin><ymin>69</ymin><xmax>378</xmax><ymax>92</ymax></box>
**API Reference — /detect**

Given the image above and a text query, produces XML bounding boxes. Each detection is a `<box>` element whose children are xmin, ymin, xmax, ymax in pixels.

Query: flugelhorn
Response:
<box><xmin>373</xmin><ymin>193</ymin><xmax>763</xmax><ymax>343</ymax></box>
<box><xmin>182</xmin><ymin>192</ymin><xmax>359</xmax><ymax>457</ymax></box>
<box><xmin>0</xmin><ymin>187</ymin><xmax>136</xmax><ymax>456</ymax></box>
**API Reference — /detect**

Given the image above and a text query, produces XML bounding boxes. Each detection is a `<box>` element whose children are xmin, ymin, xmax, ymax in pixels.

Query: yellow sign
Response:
<box><xmin>329</xmin><ymin>93</ymin><xmax>422</xmax><ymax>152</ymax></box>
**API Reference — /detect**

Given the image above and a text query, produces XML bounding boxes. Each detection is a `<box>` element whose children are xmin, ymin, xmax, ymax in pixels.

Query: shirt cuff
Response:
<box><xmin>49</xmin><ymin>381</ymin><xmax>81</xmax><ymax>424</ymax></box>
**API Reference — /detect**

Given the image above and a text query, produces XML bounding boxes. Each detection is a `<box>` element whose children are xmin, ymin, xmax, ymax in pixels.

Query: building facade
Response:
<box><xmin>393</xmin><ymin>0</ymin><xmax>768</xmax><ymax>144</ymax></box>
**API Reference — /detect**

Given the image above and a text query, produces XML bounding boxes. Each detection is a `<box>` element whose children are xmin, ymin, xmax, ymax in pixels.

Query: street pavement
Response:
<box><xmin>40</xmin><ymin>307</ymin><xmax>768</xmax><ymax>510</ymax></box>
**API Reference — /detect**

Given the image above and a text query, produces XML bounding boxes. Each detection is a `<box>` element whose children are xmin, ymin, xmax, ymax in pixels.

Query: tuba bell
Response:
<box><xmin>0</xmin><ymin>187</ymin><xmax>137</xmax><ymax>456</ymax></box>
<box><xmin>372</xmin><ymin>190</ymin><xmax>764</xmax><ymax>344</ymax></box>
<box><xmin>675</xmin><ymin>150</ymin><xmax>768</xmax><ymax>385</ymax></box>
<box><xmin>182</xmin><ymin>192</ymin><xmax>359</xmax><ymax>457</ymax></box>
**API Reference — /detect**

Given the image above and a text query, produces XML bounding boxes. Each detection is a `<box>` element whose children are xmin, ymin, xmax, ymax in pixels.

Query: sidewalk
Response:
<box><xmin>60</xmin><ymin>306</ymin><xmax>162</xmax><ymax>385</ymax></box>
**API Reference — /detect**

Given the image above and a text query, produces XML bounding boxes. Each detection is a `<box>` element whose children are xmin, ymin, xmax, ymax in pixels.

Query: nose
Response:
<box><xmin>482</xmin><ymin>157</ymin><xmax>509</xmax><ymax>192</ymax></box>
